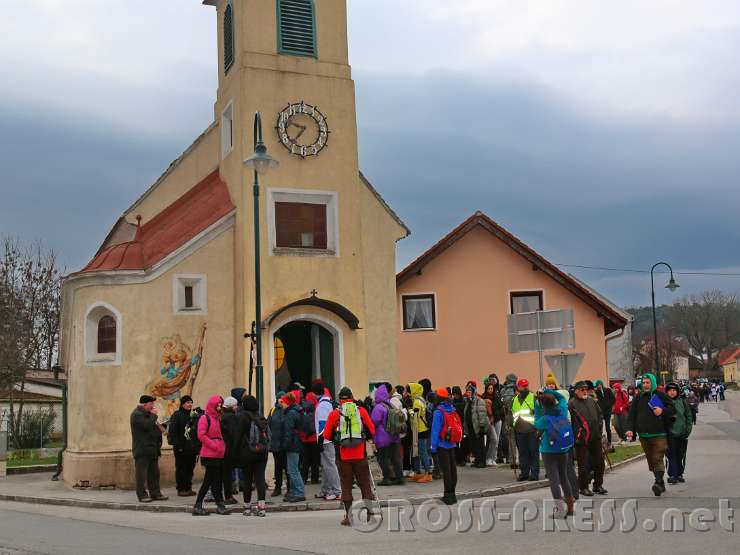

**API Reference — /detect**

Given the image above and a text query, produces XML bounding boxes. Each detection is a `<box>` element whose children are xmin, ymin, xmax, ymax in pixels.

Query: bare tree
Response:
<box><xmin>667</xmin><ymin>290</ymin><xmax>740</xmax><ymax>371</ymax></box>
<box><xmin>0</xmin><ymin>237</ymin><xmax>62</xmax><ymax>446</ymax></box>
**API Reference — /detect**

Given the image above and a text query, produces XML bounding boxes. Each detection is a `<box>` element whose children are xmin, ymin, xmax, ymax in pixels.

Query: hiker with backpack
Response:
<box><xmin>312</xmin><ymin>380</ymin><xmax>341</xmax><ymax>500</ymax></box>
<box><xmin>464</xmin><ymin>381</ymin><xmax>491</xmax><ymax>469</ymax></box>
<box><xmin>499</xmin><ymin>373</ymin><xmax>519</xmax><ymax>467</ymax></box>
<box><xmin>536</xmin><ymin>390</ymin><xmax>576</xmax><ymax>518</ymax></box>
<box><xmin>431</xmin><ymin>388</ymin><xmax>462</xmax><ymax>505</ymax></box>
<box><xmin>275</xmin><ymin>392</ymin><xmax>307</xmax><ymax>503</ymax></box>
<box><xmin>371</xmin><ymin>384</ymin><xmax>405</xmax><ymax>485</ymax></box>
<box><xmin>407</xmin><ymin>382</ymin><xmax>433</xmax><ymax>482</ymax></box>
<box><xmin>482</xmin><ymin>376</ymin><xmax>504</xmax><ymax>466</ymax></box>
<box><xmin>300</xmin><ymin>391</ymin><xmax>321</xmax><ymax>485</ymax></box>
<box><xmin>267</xmin><ymin>392</ymin><xmax>290</xmax><ymax>498</ymax></box>
<box><xmin>322</xmin><ymin>387</ymin><xmax>377</xmax><ymax>526</ymax></box>
<box><xmin>220</xmin><ymin>396</ymin><xmax>240</xmax><ymax>505</ymax></box>
<box><xmin>569</xmin><ymin>380</ymin><xmax>607</xmax><ymax>497</ymax></box>
<box><xmin>167</xmin><ymin>395</ymin><xmax>198</xmax><ymax>497</ymax></box>
<box><xmin>235</xmin><ymin>395</ymin><xmax>270</xmax><ymax>517</ymax></box>
<box><xmin>192</xmin><ymin>395</ymin><xmax>228</xmax><ymax>516</ymax></box>
<box><xmin>512</xmin><ymin>378</ymin><xmax>539</xmax><ymax>481</ymax></box>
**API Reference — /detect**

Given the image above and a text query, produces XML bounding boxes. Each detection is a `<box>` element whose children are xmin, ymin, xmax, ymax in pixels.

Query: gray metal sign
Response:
<box><xmin>545</xmin><ymin>353</ymin><xmax>585</xmax><ymax>387</ymax></box>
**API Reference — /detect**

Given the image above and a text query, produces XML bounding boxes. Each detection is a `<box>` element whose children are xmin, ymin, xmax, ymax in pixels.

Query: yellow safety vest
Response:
<box><xmin>512</xmin><ymin>393</ymin><xmax>536</xmax><ymax>426</ymax></box>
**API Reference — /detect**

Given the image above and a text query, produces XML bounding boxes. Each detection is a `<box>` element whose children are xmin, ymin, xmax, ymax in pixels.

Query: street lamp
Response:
<box><xmin>651</xmin><ymin>262</ymin><xmax>679</xmax><ymax>382</ymax></box>
<box><xmin>243</xmin><ymin>112</ymin><xmax>279</xmax><ymax>415</ymax></box>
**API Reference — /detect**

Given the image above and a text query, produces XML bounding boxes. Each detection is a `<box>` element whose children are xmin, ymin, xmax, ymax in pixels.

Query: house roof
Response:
<box><xmin>396</xmin><ymin>211</ymin><xmax>629</xmax><ymax>335</ymax></box>
<box><xmin>77</xmin><ymin>170</ymin><xmax>235</xmax><ymax>274</ymax></box>
<box><xmin>719</xmin><ymin>347</ymin><xmax>740</xmax><ymax>366</ymax></box>
<box><xmin>359</xmin><ymin>172</ymin><xmax>410</xmax><ymax>239</ymax></box>
<box><xmin>0</xmin><ymin>390</ymin><xmax>60</xmax><ymax>402</ymax></box>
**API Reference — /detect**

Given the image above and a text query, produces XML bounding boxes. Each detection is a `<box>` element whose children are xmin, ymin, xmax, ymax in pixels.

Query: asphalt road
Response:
<box><xmin>0</xmin><ymin>401</ymin><xmax>738</xmax><ymax>554</ymax></box>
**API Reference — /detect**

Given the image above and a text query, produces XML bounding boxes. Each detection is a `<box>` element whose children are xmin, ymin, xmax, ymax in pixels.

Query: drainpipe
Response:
<box><xmin>51</xmin><ymin>365</ymin><xmax>66</xmax><ymax>481</ymax></box>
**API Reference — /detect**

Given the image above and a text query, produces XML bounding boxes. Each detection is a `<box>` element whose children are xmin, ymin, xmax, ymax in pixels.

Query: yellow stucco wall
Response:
<box><xmin>723</xmin><ymin>361</ymin><xmax>737</xmax><ymax>384</ymax></box>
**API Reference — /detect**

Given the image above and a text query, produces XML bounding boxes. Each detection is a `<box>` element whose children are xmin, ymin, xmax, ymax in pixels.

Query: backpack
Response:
<box><xmin>183</xmin><ymin>411</ymin><xmax>203</xmax><ymax>452</ymax></box>
<box><xmin>300</xmin><ymin>401</ymin><xmax>316</xmax><ymax>436</ymax></box>
<box><xmin>544</xmin><ymin>414</ymin><xmax>574</xmax><ymax>452</ymax></box>
<box><xmin>248</xmin><ymin>418</ymin><xmax>271</xmax><ymax>454</ymax></box>
<box><xmin>382</xmin><ymin>401</ymin><xmax>407</xmax><ymax>435</ymax></box>
<box><xmin>440</xmin><ymin>410</ymin><xmax>463</xmax><ymax>443</ymax></box>
<box><xmin>339</xmin><ymin>402</ymin><xmax>364</xmax><ymax>447</ymax></box>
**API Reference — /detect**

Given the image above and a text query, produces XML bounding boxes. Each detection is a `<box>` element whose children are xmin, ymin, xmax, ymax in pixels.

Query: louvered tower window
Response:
<box><xmin>277</xmin><ymin>0</ymin><xmax>317</xmax><ymax>57</ymax></box>
<box><xmin>224</xmin><ymin>2</ymin><xmax>235</xmax><ymax>73</ymax></box>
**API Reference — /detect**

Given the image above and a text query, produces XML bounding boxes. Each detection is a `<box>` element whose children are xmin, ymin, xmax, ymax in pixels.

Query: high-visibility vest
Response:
<box><xmin>512</xmin><ymin>393</ymin><xmax>536</xmax><ymax>426</ymax></box>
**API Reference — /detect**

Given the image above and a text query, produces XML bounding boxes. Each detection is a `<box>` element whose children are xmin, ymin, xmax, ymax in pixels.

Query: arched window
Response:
<box><xmin>97</xmin><ymin>315</ymin><xmax>117</xmax><ymax>354</ymax></box>
<box><xmin>224</xmin><ymin>2</ymin><xmax>235</xmax><ymax>73</ymax></box>
<box><xmin>277</xmin><ymin>0</ymin><xmax>317</xmax><ymax>57</ymax></box>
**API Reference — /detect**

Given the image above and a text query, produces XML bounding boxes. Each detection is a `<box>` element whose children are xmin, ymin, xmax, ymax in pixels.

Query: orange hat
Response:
<box><xmin>436</xmin><ymin>387</ymin><xmax>449</xmax><ymax>399</ymax></box>
<box><xmin>517</xmin><ymin>378</ymin><xmax>529</xmax><ymax>389</ymax></box>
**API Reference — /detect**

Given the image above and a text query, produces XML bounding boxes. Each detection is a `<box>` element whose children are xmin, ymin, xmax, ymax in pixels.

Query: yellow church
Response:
<box><xmin>59</xmin><ymin>0</ymin><xmax>409</xmax><ymax>488</ymax></box>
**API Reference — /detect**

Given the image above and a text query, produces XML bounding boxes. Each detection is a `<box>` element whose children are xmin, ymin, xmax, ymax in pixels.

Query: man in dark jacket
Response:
<box><xmin>569</xmin><ymin>381</ymin><xmax>607</xmax><ymax>496</ymax></box>
<box><xmin>627</xmin><ymin>373</ymin><xmax>675</xmax><ymax>496</ymax></box>
<box><xmin>130</xmin><ymin>395</ymin><xmax>168</xmax><ymax>503</ymax></box>
<box><xmin>278</xmin><ymin>393</ymin><xmax>306</xmax><ymax>502</ymax></box>
<box><xmin>167</xmin><ymin>395</ymin><xmax>197</xmax><ymax>496</ymax></box>
<box><xmin>665</xmin><ymin>383</ymin><xmax>692</xmax><ymax>484</ymax></box>
<box><xmin>594</xmin><ymin>380</ymin><xmax>616</xmax><ymax>444</ymax></box>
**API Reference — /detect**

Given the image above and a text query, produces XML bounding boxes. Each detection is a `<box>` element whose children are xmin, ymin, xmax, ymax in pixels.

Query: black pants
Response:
<box><xmin>468</xmin><ymin>433</ymin><xmax>486</xmax><ymax>465</ymax></box>
<box><xmin>377</xmin><ymin>443</ymin><xmax>403</xmax><ymax>481</ymax></box>
<box><xmin>134</xmin><ymin>456</ymin><xmax>161</xmax><ymax>500</ymax></box>
<box><xmin>667</xmin><ymin>435</ymin><xmax>688</xmax><ymax>478</ymax></box>
<box><xmin>542</xmin><ymin>453</ymin><xmax>573</xmax><ymax>500</ymax></box>
<box><xmin>196</xmin><ymin>459</ymin><xmax>224</xmax><ymax>505</ymax></box>
<box><xmin>515</xmin><ymin>432</ymin><xmax>540</xmax><ymax>479</ymax></box>
<box><xmin>242</xmin><ymin>456</ymin><xmax>268</xmax><ymax>504</ymax></box>
<box><xmin>603</xmin><ymin>411</ymin><xmax>613</xmax><ymax>443</ymax></box>
<box><xmin>436</xmin><ymin>447</ymin><xmax>458</xmax><ymax>499</ymax></box>
<box><xmin>402</xmin><ymin>434</ymin><xmax>412</xmax><ymax>471</ymax></box>
<box><xmin>221</xmin><ymin>460</ymin><xmax>235</xmax><ymax>499</ymax></box>
<box><xmin>301</xmin><ymin>442</ymin><xmax>320</xmax><ymax>484</ymax></box>
<box><xmin>575</xmin><ymin>440</ymin><xmax>604</xmax><ymax>489</ymax></box>
<box><xmin>273</xmin><ymin>451</ymin><xmax>289</xmax><ymax>490</ymax></box>
<box><xmin>174</xmin><ymin>451</ymin><xmax>196</xmax><ymax>492</ymax></box>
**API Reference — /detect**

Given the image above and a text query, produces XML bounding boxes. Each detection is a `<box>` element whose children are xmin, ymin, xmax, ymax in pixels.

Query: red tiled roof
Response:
<box><xmin>719</xmin><ymin>347</ymin><xmax>740</xmax><ymax>366</ymax></box>
<box><xmin>396</xmin><ymin>211</ymin><xmax>629</xmax><ymax>335</ymax></box>
<box><xmin>79</xmin><ymin>170</ymin><xmax>234</xmax><ymax>274</ymax></box>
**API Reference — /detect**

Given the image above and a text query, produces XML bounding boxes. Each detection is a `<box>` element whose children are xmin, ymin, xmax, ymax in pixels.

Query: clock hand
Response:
<box><xmin>289</xmin><ymin>122</ymin><xmax>307</xmax><ymax>140</ymax></box>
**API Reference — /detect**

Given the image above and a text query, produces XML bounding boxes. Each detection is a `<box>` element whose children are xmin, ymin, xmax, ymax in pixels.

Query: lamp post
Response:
<box><xmin>243</xmin><ymin>112</ymin><xmax>279</xmax><ymax>415</ymax></box>
<box><xmin>650</xmin><ymin>262</ymin><xmax>679</xmax><ymax>381</ymax></box>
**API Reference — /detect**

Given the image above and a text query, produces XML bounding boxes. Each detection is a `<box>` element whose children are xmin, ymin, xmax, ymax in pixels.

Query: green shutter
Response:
<box><xmin>224</xmin><ymin>3</ymin><xmax>235</xmax><ymax>73</ymax></box>
<box><xmin>277</xmin><ymin>0</ymin><xmax>317</xmax><ymax>57</ymax></box>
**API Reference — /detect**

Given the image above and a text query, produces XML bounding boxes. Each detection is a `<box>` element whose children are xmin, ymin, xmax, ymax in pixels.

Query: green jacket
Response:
<box><xmin>669</xmin><ymin>396</ymin><xmax>693</xmax><ymax>438</ymax></box>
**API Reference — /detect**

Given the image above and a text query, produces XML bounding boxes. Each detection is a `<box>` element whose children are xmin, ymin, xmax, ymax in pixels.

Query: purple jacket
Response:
<box><xmin>371</xmin><ymin>385</ymin><xmax>400</xmax><ymax>448</ymax></box>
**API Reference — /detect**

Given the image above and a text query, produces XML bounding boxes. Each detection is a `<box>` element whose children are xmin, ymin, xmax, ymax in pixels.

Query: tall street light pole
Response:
<box><xmin>650</xmin><ymin>262</ymin><xmax>680</xmax><ymax>382</ymax></box>
<box><xmin>243</xmin><ymin>112</ymin><xmax>279</xmax><ymax>414</ymax></box>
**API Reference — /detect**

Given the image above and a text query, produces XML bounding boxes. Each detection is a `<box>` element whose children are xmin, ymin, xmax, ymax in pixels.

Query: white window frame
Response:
<box><xmin>173</xmin><ymin>274</ymin><xmax>208</xmax><ymax>315</ymax></box>
<box><xmin>267</xmin><ymin>188</ymin><xmax>339</xmax><ymax>257</ymax></box>
<box><xmin>84</xmin><ymin>302</ymin><xmax>123</xmax><ymax>366</ymax></box>
<box><xmin>400</xmin><ymin>292</ymin><xmax>438</xmax><ymax>332</ymax></box>
<box><xmin>221</xmin><ymin>100</ymin><xmax>234</xmax><ymax>159</ymax></box>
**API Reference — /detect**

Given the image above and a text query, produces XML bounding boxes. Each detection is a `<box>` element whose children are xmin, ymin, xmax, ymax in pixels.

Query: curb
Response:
<box><xmin>7</xmin><ymin>465</ymin><xmax>58</xmax><ymax>476</ymax></box>
<box><xmin>0</xmin><ymin>453</ymin><xmax>645</xmax><ymax>514</ymax></box>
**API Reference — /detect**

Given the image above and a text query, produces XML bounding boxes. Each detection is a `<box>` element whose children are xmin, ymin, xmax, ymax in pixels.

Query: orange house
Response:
<box><xmin>397</xmin><ymin>212</ymin><xmax>628</xmax><ymax>388</ymax></box>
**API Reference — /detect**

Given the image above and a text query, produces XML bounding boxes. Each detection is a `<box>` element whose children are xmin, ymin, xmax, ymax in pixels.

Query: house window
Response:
<box><xmin>97</xmin><ymin>316</ymin><xmax>117</xmax><ymax>354</ymax></box>
<box><xmin>221</xmin><ymin>101</ymin><xmax>234</xmax><ymax>158</ymax></box>
<box><xmin>84</xmin><ymin>303</ymin><xmax>122</xmax><ymax>365</ymax></box>
<box><xmin>224</xmin><ymin>2</ymin><xmax>235</xmax><ymax>73</ymax></box>
<box><xmin>268</xmin><ymin>189</ymin><xmax>338</xmax><ymax>255</ymax></box>
<box><xmin>275</xmin><ymin>202</ymin><xmax>327</xmax><ymax>249</ymax></box>
<box><xmin>173</xmin><ymin>275</ymin><xmax>207</xmax><ymax>314</ymax></box>
<box><xmin>402</xmin><ymin>294</ymin><xmax>436</xmax><ymax>331</ymax></box>
<box><xmin>277</xmin><ymin>0</ymin><xmax>317</xmax><ymax>57</ymax></box>
<box><xmin>510</xmin><ymin>291</ymin><xmax>543</xmax><ymax>314</ymax></box>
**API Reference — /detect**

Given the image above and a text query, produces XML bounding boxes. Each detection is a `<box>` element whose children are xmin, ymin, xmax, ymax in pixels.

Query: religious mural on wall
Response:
<box><xmin>147</xmin><ymin>323</ymin><xmax>207</xmax><ymax>417</ymax></box>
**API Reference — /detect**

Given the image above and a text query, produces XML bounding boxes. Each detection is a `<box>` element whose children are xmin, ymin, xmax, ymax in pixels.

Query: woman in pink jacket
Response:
<box><xmin>193</xmin><ymin>395</ymin><xmax>227</xmax><ymax>516</ymax></box>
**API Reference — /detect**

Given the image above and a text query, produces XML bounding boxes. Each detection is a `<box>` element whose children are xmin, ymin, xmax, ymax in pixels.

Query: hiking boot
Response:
<box><xmin>224</xmin><ymin>496</ymin><xmax>239</xmax><ymax>505</ymax></box>
<box><xmin>192</xmin><ymin>504</ymin><xmax>208</xmax><ymax>516</ymax></box>
<box><xmin>138</xmin><ymin>496</ymin><xmax>152</xmax><ymax>503</ymax></box>
<box><xmin>579</xmin><ymin>488</ymin><xmax>594</xmax><ymax>497</ymax></box>
<box><xmin>150</xmin><ymin>494</ymin><xmax>168</xmax><ymax>501</ymax></box>
<box><xmin>178</xmin><ymin>490</ymin><xmax>196</xmax><ymax>497</ymax></box>
<box><xmin>287</xmin><ymin>496</ymin><xmax>306</xmax><ymax>503</ymax></box>
<box><xmin>441</xmin><ymin>495</ymin><xmax>455</xmax><ymax>506</ymax></box>
<box><xmin>324</xmin><ymin>494</ymin><xmax>338</xmax><ymax>501</ymax></box>
<box><xmin>651</xmin><ymin>482</ymin><xmax>662</xmax><ymax>496</ymax></box>
<box><xmin>255</xmin><ymin>505</ymin><xmax>267</xmax><ymax>517</ymax></box>
<box><xmin>656</xmin><ymin>471</ymin><xmax>666</xmax><ymax>492</ymax></box>
<box><xmin>528</xmin><ymin>476</ymin><xmax>540</xmax><ymax>482</ymax></box>
<box><xmin>377</xmin><ymin>479</ymin><xmax>395</xmax><ymax>486</ymax></box>
<box><xmin>667</xmin><ymin>477</ymin><xmax>678</xmax><ymax>484</ymax></box>
<box><xmin>593</xmin><ymin>486</ymin><xmax>608</xmax><ymax>495</ymax></box>
<box><xmin>565</xmin><ymin>496</ymin><xmax>575</xmax><ymax>517</ymax></box>
<box><xmin>486</xmin><ymin>459</ymin><xmax>498</xmax><ymax>467</ymax></box>
<box><xmin>341</xmin><ymin>515</ymin><xmax>351</xmax><ymax>526</ymax></box>
<box><xmin>416</xmin><ymin>473</ymin><xmax>433</xmax><ymax>483</ymax></box>
<box><xmin>552</xmin><ymin>499</ymin><xmax>568</xmax><ymax>519</ymax></box>
<box><xmin>270</xmin><ymin>488</ymin><xmax>282</xmax><ymax>497</ymax></box>
<box><xmin>215</xmin><ymin>503</ymin><xmax>229</xmax><ymax>515</ymax></box>
<box><xmin>677</xmin><ymin>476</ymin><xmax>685</xmax><ymax>483</ymax></box>
<box><xmin>516</xmin><ymin>475</ymin><xmax>528</xmax><ymax>482</ymax></box>
<box><xmin>392</xmin><ymin>478</ymin><xmax>406</xmax><ymax>486</ymax></box>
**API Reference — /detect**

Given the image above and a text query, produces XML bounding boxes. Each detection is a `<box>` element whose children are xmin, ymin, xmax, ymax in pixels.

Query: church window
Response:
<box><xmin>224</xmin><ymin>2</ymin><xmax>235</xmax><ymax>73</ymax></box>
<box><xmin>268</xmin><ymin>189</ymin><xmax>338</xmax><ymax>256</ymax></box>
<box><xmin>173</xmin><ymin>275</ymin><xmax>207</xmax><ymax>314</ymax></box>
<box><xmin>277</xmin><ymin>0</ymin><xmax>317</xmax><ymax>57</ymax></box>
<box><xmin>84</xmin><ymin>302</ymin><xmax>122</xmax><ymax>366</ymax></box>
<box><xmin>97</xmin><ymin>316</ymin><xmax>117</xmax><ymax>354</ymax></box>
<box><xmin>221</xmin><ymin>101</ymin><xmax>234</xmax><ymax>159</ymax></box>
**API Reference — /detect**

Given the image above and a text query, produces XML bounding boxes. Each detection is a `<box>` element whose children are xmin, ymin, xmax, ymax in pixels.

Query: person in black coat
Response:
<box><xmin>130</xmin><ymin>395</ymin><xmax>167</xmax><ymax>503</ymax></box>
<box><xmin>220</xmin><ymin>396</ymin><xmax>240</xmax><ymax>504</ymax></box>
<box><xmin>167</xmin><ymin>395</ymin><xmax>198</xmax><ymax>496</ymax></box>
<box><xmin>235</xmin><ymin>395</ymin><xmax>270</xmax><ymax>516</ymax></box>
<box><xmin>595</xmin><ymin>380</ymin><xmax>616</xmax><ymax>444</ymax></box>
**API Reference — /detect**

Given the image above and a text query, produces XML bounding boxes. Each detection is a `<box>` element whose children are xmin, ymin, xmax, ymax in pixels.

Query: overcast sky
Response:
<box><xmin>2</xmin><ymin>0</ymin><xmax>740</xmax><ymax>308</ymax></box>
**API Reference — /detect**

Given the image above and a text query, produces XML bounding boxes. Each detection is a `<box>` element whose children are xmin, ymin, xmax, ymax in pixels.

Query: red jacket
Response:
<box><xmin>322</xmin><ymin>400</ymin><xmax>375</xmax><ymax>461</ymax></box>
<box><xmin>613</xmin><ymin>386</ymin><xmax>630</xmax><ymax>415</ymax></box>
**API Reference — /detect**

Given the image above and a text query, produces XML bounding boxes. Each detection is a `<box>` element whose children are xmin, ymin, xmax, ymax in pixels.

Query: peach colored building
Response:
<box><xmin>397</xmin><ymin>212</ymin><xmax>628</xmax><ymax>388</ymax></box>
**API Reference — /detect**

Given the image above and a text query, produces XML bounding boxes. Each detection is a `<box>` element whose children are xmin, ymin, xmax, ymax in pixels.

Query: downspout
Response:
<box><xmin>51</xmin><ymin>364</ymin><xmax>66</xmax><ymax>481</ymax></box>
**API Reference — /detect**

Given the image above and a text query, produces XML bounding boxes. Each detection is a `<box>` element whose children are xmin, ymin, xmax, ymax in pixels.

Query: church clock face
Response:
<box><xmin>276</xmin><ymin>101</ymin><xmax>329</xmax><ymax>158</ymax></box>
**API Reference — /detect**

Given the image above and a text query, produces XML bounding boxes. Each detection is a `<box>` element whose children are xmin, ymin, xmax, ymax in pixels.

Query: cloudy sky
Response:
<box><xmin>2</xmin><ymin>0</ymin><xmax>740</xmax><ymax>308</ymax></box>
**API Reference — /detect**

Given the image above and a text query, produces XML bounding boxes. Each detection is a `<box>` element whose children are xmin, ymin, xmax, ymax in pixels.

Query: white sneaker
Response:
<box><xmin>486</xmin><ymin>459</ymin><xmax>497</xmax><ymax>467</ymax></box>
<box><xmin>324</xmin><ymin>494</ymin><xmax>338</xmax><ymax>501</ymax></box>
<box><xmin>552</xmin><ymin>500</ymin><xmax>568</xmax><ymax>519</ymax></box>
<box><xmin>403</xmin><ymin>470</ymin><xmax>412</xmax><ymax>477</ymax></box>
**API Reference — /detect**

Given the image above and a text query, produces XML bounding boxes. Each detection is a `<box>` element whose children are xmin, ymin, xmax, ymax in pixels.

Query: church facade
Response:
<box><xmin>59</xmin><ymin>0</ymin><xmax>408</xmax><ymax>488</ymax></box>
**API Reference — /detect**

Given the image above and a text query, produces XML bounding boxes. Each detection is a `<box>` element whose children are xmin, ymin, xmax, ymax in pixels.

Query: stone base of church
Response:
<box><xmin>62</xmin><ymin>449</ymin><xmax>182</xmax><ymax>490</ymax></box>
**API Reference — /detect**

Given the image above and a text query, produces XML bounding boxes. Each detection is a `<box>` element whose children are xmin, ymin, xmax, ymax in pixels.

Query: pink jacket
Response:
<box><xmin>197</xmin><ymin>395</ymin><xmax>226</xmax><ymax>459</ymax></box>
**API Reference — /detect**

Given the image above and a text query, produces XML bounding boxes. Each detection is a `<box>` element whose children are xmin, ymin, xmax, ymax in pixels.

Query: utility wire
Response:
<box><xmin>555</xmin><ymin>263</ymin><xmax>740</xmax><ymax>277</ymax></box>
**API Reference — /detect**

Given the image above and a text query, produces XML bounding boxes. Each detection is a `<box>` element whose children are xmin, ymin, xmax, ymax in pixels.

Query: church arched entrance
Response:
<box><xmin>270</xmin><ymin>315</ymin><xmax>342</xmax><ymax>399</ymax></box>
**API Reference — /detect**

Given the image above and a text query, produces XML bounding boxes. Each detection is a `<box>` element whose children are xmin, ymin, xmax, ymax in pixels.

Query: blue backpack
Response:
<box><xmin>544</xmin><ymin>414</ymin><xmax>574</xmax><ymax>452</ymax></box>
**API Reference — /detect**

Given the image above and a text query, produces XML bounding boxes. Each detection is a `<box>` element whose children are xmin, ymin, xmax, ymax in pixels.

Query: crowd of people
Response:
<box><xmin>129</xmin><ymin>372</ymin><xmax>711</xmax><ymax>524</ymax></box>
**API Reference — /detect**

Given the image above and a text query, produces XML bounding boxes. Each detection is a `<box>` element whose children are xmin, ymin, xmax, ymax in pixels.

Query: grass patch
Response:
<box><xmin>8</xmin><ymin>456</ymin><xmax>58</xmax><ymax>468</ymax></box>
<box><xmin>607</xmin><ymin>443</ymin><xmax>643</xmax><ymax>465</ymax></box>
